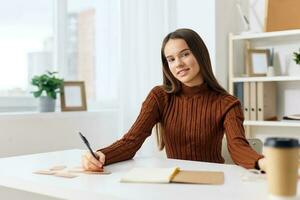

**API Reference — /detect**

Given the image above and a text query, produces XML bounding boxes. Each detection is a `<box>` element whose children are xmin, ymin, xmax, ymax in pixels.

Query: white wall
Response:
<box><xmin>175</xmin><ymin>0</ymin><xmax>240</xmax><ymax>89</ymax></box>
<box><xmin>0</xmin><ymin>111</ymin><xmax>119</xmax><ymax>158</ymax></box>
<box><xmin>215</xmin><ymin>0</ymin><xmax>242</xmax><ymax>89</ymax></box>
<box><xmin>176</xmin><ymin>0</ymin><xmax>216</xmax><ymax>68</ymax></box>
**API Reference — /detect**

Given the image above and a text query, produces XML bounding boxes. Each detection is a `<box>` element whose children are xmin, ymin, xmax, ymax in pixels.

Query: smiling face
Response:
<box><xmin>164</xmin><ymin>39</ymin><xmax>203</xmax><ymax>87</ymax></box>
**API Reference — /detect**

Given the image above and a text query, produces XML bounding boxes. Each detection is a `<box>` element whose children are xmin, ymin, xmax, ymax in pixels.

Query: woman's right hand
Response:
<box><xmin>82</xmin><ymin>151</ymin><xmax>106</xmax><ymax>171</ymax></box>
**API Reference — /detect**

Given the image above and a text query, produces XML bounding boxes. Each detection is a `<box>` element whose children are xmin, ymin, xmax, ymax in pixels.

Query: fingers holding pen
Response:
<box><xmin>82</xmin><ymin>151</ymin><xmax>105</xmax><ymax>171</ymax></box>
<box><xmin>96</xmin><ymin>151</ymin><xmax>106</xmax><ymax>165</ymax></box>
<box><xmin>87</xmin><ymin>152</ymin><xmax>103</xmax><ymax>168</ymax></box>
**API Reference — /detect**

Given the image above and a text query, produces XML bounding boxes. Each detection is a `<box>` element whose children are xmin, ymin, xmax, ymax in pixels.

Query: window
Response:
<box><xmin>0</xmin><ymin>0</ymin><xmax>54</xmax><ymax>98</ymax></box>
<box><xmin>0</xmin><ymin>0</ymin><xmax>121</xmax><ymax>112</ymax></box>
<box><xmin>66</xmin><ymin>0</ymin><xmax>121</xmax><ymax>109</ymax></box>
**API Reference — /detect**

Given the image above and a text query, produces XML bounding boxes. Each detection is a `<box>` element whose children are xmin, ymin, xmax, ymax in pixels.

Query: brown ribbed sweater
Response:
<box><xmin>99</xmin><ymin>83</ymin><xmax>263</xmax><ymax>169</ymax></box>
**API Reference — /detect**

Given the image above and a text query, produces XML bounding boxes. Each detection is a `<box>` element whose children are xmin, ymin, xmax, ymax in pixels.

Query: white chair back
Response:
<box><xmin>222</xmin><ymin>137</ymin><xmax>263</xmax><ymax>164</ymax></box>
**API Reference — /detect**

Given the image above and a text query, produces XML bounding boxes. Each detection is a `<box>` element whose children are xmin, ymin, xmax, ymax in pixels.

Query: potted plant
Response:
<box><xmin>31</xmin><ymin>71</ymin><xmax>64</xmax><ymax>112</ymax></box>
<box><xmin>293</xmin><ymin>48</ymin><xmax>300</xmax><ymax>65</ymax></box>
<box><xmin>290</xmin><ymin>48</ymin><xmax>300</xmax><ymax>76</ymax></box>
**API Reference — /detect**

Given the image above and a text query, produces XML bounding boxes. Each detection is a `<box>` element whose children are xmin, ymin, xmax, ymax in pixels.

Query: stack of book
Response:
<box><xmin>234</xmin><ymin>82</ymin><xmax>277</xmax><ymax>121</ymax></box>
<box><xmin>283</xmin><ymin>114</ymin><xmax>300</xmax><ymax>120</ymax></box>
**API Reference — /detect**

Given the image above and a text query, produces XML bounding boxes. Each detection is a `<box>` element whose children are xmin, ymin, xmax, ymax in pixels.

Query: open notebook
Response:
<box><xmin>120</xmin><ymin>167</ymin><xmax>224</xmax><ymax>185</ymax></box>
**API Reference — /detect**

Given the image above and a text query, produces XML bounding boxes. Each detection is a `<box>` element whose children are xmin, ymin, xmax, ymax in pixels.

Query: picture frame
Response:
<box><xmin>247</xmin><ymin>49</ymin><xmax>270</xmax><ymax>76</ymax></box>
<box><xmin>60</xmin><ymin>81</ymin><xmax>87</xmax><ymax>111</ymax></box>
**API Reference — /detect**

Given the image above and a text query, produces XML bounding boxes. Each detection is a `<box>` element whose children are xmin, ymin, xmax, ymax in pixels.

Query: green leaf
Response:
<box><xmin>293</xmin><ymin>49</ymin><xmax>300</xmax><ymax>65</ymax></box>
<box><xmin>33</xmin><ymin>90</ymin><xmax>43</xmax><ymax>98</ymax></box>
<box><xmin>47</xmin><ymin>91</ymin><xmax>56</xmax><ymax>99</ymax></box>
<box><xmin>30</xmin><ymin>71</ymin><xmax>64</xmax><ymax>98</ymax></box>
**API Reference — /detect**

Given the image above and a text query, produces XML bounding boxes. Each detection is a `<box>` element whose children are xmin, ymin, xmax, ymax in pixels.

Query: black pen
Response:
<box><xmin>79</xmin><ymin>132</ymin><xmax>99</xmax><ymax>160</ymax></box>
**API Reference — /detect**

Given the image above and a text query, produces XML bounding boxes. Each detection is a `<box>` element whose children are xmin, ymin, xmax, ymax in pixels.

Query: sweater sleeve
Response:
<box><xmin>98</xmin><ymin>86</ymin><xmax>163</xmax><ymax>165</ymax></box>
<box><xmin>223</xmin><ymin>99</ymin><xmax>264</xmax><ymax>169</ymax></box>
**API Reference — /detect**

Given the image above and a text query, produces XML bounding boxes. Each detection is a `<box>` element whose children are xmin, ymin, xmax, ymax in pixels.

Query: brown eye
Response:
<box><xmin>180</xmin><ymin>51</ymin><xmax>190</xmax><ymax>58</ymax></box>
<box><xmin>184</xmin><ymin>51</ymin><xmax>190</xmax><ymax>56</ymax></box>
<box><xmin>167</xmin><ymin>58</ymin><xmax>175</xmax><ymax>63</ymax></box>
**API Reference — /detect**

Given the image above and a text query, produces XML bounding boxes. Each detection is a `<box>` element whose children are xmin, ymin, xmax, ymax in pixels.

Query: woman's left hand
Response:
<box><xmin>258</xmin><ymin>158</ymin><xmax>266</xmax><ymax>172</ymax></box>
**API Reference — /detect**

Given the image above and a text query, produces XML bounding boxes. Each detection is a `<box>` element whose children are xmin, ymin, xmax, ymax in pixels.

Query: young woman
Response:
<box><xmin>82</xmin><ymin>28</ymin><xmax>264</xmax><ymax>171</ymax></box>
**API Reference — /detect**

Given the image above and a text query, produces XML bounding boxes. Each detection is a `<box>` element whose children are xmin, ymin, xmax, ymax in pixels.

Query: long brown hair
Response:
<box><xmin>156</xmin><ymin>28</ymin><xmax>228</xmax><ymax>150</ymax></box>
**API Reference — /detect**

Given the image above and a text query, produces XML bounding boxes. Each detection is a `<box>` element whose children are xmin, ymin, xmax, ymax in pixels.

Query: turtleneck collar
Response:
<box><xmin>180</xmin><ymin>82</ymin><xmax>209</xmax><ymax>96</ymax></box>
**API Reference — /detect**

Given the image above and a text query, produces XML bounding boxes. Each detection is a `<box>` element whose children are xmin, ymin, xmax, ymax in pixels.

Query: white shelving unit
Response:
<box><xmin>244</xmin><ymin>120</ymin><xmax>300</xmax><ymax>127</ymax></box>
<box><xmin>233</xmin><ymin>76</ymin><xmax>300</xmax><ymax>83</ymax></box>
<box><xmin>230</xmin><ymin>29</ymin><xmax>300</xmax><ymax>40</ymax></box>
<box><xmin>228</xmin><ymin>29</ymin><xmax>300</xmax><ymax>135</ymax></box>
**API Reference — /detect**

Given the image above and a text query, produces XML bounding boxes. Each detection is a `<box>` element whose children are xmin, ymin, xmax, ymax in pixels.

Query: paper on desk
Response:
<box><xmin>33</xmin><ymin>165</ymin><xmax>111</xmax><ymax>179</ymax></box>
<box><xmin>68</xmin><ymin>167</ymin><xmax>111</xmax><ymax>174</ymax></box>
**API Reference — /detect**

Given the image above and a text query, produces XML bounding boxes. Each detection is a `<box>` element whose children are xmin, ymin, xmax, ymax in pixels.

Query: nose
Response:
<box><xmin>174</xmin><ymin>57</ymin><xmax>184</xmax><ymax>68</ymax></box>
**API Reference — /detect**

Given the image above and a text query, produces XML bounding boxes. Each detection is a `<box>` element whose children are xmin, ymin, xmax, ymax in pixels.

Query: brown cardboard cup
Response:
<box><xmin>265</xmin><ymin>137</ymin><xmax>299</xmax><ymax>199</ymax></box>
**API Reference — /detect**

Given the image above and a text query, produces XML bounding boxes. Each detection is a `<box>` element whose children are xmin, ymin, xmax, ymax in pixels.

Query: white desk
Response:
<box><xmin>0</xmin><ymin>149</ymin><xmax>290</xmax><ymax>200</ymax></box>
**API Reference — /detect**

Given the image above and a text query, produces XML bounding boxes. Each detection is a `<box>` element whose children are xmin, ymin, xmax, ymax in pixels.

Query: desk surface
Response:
<box><xmin>0</xmin><ymin>149</ymin><xmax>283</xmax><ymax>200</ymax></box>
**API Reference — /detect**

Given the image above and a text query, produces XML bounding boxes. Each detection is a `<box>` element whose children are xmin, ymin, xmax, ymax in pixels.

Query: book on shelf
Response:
<box><xmin>234</xmin><ymin>82</ymin><xmax>244</xmax><ymax>106</ymax></box>
<box><xmin>236</xmin><ymin>81</ymin><xmax>277</xmax><ymax>121</ymax></box>
<box><xmin>120</xmin><ymin>167</ymin><xmax>224</xmax><ymax>185</ymax></box>
<box><xmin>243</xmin><ymin>82</ymin><xmax>250</xmax><ymax>120</ymax></box>
<box><xmin>256</xmin><ymin>82</ymin><xmax>277</xmax><ymax>121</ymax></box>
<box><xmin>250</xmin><ymin>82</ymin><xmax>257</xmax><ymax>120</ymax></box>
<box><xmin>283</xmin><ymin>114</ymin><xmax>300</xmax><ymax>120</ymax></box>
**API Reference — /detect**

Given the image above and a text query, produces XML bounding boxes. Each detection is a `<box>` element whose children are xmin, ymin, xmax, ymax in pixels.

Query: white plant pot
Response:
<box><xmin>39</xmin><ymin>96</ymin><xmax>56</xmax><ymax>112</ymax></box>
<box><xmin>288</xmin><ymin>62</ymin><xmax>300</xmax><ymax>76</ymax></box>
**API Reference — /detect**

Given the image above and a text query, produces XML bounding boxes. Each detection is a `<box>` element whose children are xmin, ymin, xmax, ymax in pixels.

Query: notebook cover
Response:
<box><xmin>171</xmin><ymin>170</ymin><xmax>224</xmax><ymax>185</ymax></box>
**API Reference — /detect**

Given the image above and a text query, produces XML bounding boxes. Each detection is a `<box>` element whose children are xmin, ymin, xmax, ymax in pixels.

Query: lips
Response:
<box><xmin>177</xmin><ymin>68</ymin><xmax>190</xmax><ymax>77</ymax></box>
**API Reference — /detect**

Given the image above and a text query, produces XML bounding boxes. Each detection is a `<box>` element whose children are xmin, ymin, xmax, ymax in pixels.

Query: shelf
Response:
<box><xmin>232</xmin><ymin>76</ymin><xmax>300</xmax><ymax>82</ymax></box>
<box><xmin>231</xmin><ymin>29</ymin><xmax>300</xmax><ymax>40</ymax></box>
<box><xmin>229</xmin><ymin>29</ymin><xmax>300</xmax><ymax>136</ymax></box>
<box><xmin>244</xmin><ymin>120</ymin><xmax>300</xmax><ymax>127</ymax></box>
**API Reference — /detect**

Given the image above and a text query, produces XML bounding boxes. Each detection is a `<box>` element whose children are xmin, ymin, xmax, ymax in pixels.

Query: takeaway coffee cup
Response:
<box><xmin>264</xmin><ymin>137</ymin><xmax>299</xmax><ymax>199</ymax></box>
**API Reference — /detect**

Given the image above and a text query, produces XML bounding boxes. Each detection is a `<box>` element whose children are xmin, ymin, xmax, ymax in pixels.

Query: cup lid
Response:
<box><xmin>264</xmin><ymin>137</ymin><xmax>299</xmax><ymax>148</ymax></box>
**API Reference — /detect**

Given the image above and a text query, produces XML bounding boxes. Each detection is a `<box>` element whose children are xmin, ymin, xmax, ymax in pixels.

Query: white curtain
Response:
<box><xmin>95</xmin><ymin>0</ymin><xmax>121</xmax><ymax>106</ymax></box>
<box><xmin>118</xmin><ymin>0</ymin><xmax>175</xmax><ymax>157</ymax></box>
<box><xmin>93</xmin><ymin>0</ymin><xmax>176</xmax><ymax>157</ymax></box>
